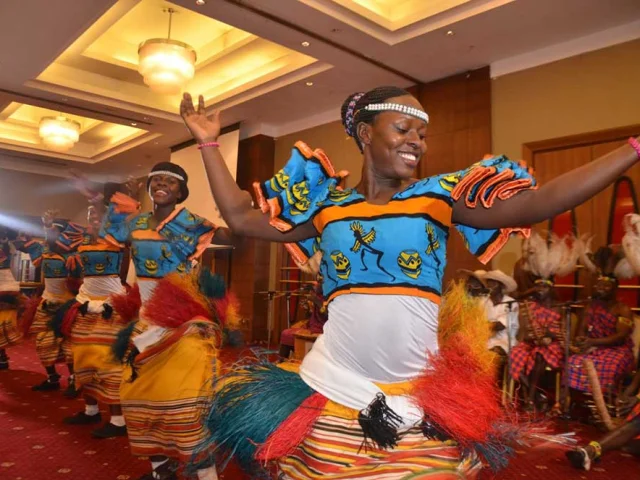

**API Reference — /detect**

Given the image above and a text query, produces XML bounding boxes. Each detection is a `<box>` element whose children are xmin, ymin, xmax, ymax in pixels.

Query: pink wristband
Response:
<box><xmin>629</xmin><ymin>137</ymin><xmax>640</xmax><ymax>159</ymax></box>
<box><xmin>198</xmin><ymin>141</ymin><xmax>220</xmax><ymax>150</ymax></box>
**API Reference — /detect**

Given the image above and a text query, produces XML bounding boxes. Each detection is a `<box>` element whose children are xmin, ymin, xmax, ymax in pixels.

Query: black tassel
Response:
<box><xmin>358</xmin><ymin>393</ymin><xmax>402</xmax><ymax>452</ymax></box>
<box><xmin>125</xmin><ymin>347</ymin><xmax>140</xmax><ymax>383</ymax></box>
<box><xmin>421</xmin><ymin>419</ymin><xmax>450</xmax><ymax>441</ymax></box>
<box><xmin>47</xmin><ymin>299</ymin><xmax>77</xmax><ymax>338</ymax></box>
<box><xmin>78</xmin><ymin>301</ymin><xmax>89</xmax><ymax>315</ymax></box>
<box><xmin>102</xmin><ymin>304</ymin><xmax>113</xmax><ymax>320</ymax></box>
<box><xmin>111</xmin><ymin>321</ymin><xmax>137</xmax><ymax>363</ymax></box>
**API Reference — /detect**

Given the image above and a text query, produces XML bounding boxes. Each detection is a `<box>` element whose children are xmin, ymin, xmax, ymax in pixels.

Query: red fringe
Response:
<box><xmin>110</xmin><ymin>284</ymin><xmax>141</xmax><ymax>323</ymax></box>
<box><xmin>61</xmin><ymin>302</ymin><xmax>81</xmax><ymax>338</ymax></box>
<box><xmin>412</xmin><ymin>336</ymin><xmax>502</xmax><ymax>448</ymax></box>
<box><xmin>66</xmin><ymin>277</ymin><xmax>82</xmax><ymax>296</ymax></box>
<box><xmin>20</xmin><ymin>296</ymin><xmax>42</xmax><ymax>336</ymax></box>
<box><xmin>255</xmin><ymin>392</ymin><xmax>328</xmax><ymax>461</ymax></box>
<box><xmin>144</xmin><ymin>280</ymin><xmax>210</xmax><ymax>329</ymax></box>
<box><xmin>213</xmin><ymin>292</ymin><xmax>239</xmax><ymax>327</ymax></box>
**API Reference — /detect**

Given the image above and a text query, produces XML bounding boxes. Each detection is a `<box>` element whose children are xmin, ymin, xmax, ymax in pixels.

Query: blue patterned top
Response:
<box><xmin>255</xmin><ymin>142</ymin><xmax>536</xmax><ymax>304</ymax></box>
<box><xmin>100</xmin><ymin>196</ymin><xmax>216</xmax><ymax>280</ymax></box>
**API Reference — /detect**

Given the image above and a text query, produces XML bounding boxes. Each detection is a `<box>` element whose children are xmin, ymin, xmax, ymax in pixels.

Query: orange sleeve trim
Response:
<box><xmin>284</xmin><ymin>243</ymin><xmax>309</xmax><ymax>267</ymax></box>
<box><xmin>155</xmin><ymin>205</ymin><xmax>185</xmax><ymax>232</ymax></box>
<box><xmin>293</xmin><ymin>141</ymin><xmax>339</xmax><ymax>178</ymax></box>
<box><xmin>188</xmin><ymin>228</ymin><xmax>216</xmax><ymax>261</ymax></box>
<box><xmin>451</xmin><ymin>166</ymin><xmax>497</xmax><ymax>205</ymax></box>
<box><xmin>80</xmin><ymin>242</ymin><xmax>122</xmax><ymax>253</ymax></box>
<box><xmin>252</xmin><ymin>181</ymin><xmax>269</xmax><ymax>213</ymax></box>
<box><xmin>103</xmin><ymin>234</ymin><xmax>125</xmax><ymax>249</ymax></box>
<box><xmin>32</xmin><ymin>257</ymin><xmax>42</xmax><ymax>267</ymax></box>
<box><xmin>475</xmin><ymin>169</ymin><xmax>515</xmax><ymax>208</ymax></box>
<box><xmin>476</xmin><ymin>227</ymin><xmax>531</xmax><ymax>265</ymax></box>
<box><xmin>24</xmin><ymin>240</ymin><xmax>38</xmax><ymax>248</ymax></box>
<box><xmin>130</xmin><ymin>230</ymin><xmax>164</xmax><ymax>241</ymax></box>
<box><xmin>111</xmin><ymin>192</ymin><xmax>141</xmax><ymax>215</ymax></box>
<box><xmin>328</xmin><ymin>287</ymin><xmax>441</xmax><ymax>306</ymax></box>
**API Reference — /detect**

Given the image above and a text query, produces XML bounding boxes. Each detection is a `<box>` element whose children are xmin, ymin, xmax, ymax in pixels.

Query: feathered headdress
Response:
<box><xmin>523</xmin><ymin>232</ymin><xmax>580</xmax><ymax>283</ymax></box>
<box><xmin>577</xmin><ymin>237</ymin><xmax>634</xmax><ymax>281</ymax></box>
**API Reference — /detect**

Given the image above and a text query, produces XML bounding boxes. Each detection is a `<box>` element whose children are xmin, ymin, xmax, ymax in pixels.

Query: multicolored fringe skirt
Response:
<box><xmin>120</xmin><ymin>319</ymin><xmax>219</xmax><ymax>462</ymax></box>
<box><xmin>279</xmin><ymin>366</ymin><xmax>478</xmax><ymax>480</ymax></box>
<box><xmin>69</xmin><ymin>305</ymin><xmax>127</xmax><ymax>405</ymax></box>
<box><xmin>0</xmin><ymin>308</ymin><xmax>22</xmax><ymax>349</ymax></box>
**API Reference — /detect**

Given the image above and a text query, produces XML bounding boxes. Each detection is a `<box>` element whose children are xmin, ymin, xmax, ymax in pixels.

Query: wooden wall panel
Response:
<box><xmin>231</xmin><ymin>134</ymin><xmax>275</xmax><ymax>342</ymax></box>
<box><xmin>417</xmin><ymin>66</ymin><xmax>492</xmax><ymax>284</ymax></box>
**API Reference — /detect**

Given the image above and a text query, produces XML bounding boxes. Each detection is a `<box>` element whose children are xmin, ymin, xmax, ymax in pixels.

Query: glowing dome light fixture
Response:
<box><xmin>138</xmin><ymin>8</ymin><xmax>196</xmax><ymax>95</ymax></box>
<box><xmin>38</xmin><ymin>115</ymin><xmax>81</xmax><ymax>152</ymax></box>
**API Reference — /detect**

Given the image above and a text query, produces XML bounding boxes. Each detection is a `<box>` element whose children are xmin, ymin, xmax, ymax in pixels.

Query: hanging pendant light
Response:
<box><xmin>38</xmin><ymin>115</ymin><xmax>81</xmax><ymax>152</ymax></box>
<box><xmin>138</xmin><ymin>8</ymin><xmax>196</xmax><ymax>95</ymax></box>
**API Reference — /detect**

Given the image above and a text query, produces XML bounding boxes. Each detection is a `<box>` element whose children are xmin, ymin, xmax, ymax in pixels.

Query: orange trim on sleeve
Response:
<box><xmin>130</xmin><ymin>230</ymin><xmax>164</xmax><ymax>241</ymax></box>
<box><xmin>188</xmin><ymin>228</ymin><xmax>216</xmax><ymax>261</ymax></box>
<box><xmin>328</xmin><ymin>287</ymin><xmax>441</xmax><ymax>305</ymax></box>
<box><xmin>294</xmin><ymin>141</ymin><xmax>339</xmax><ymax>178</ymax></box>
<box><xmin>103</xmin><ymin>234</ymin><xmax>125</xmax><ymax>249</ymax></box>
<box><xmin>314</xmin><ymin>196</ymin><xmax>452</xmax><ymax>232</ymax></box>
<box><xmin>155</xmin><ymin>205</ymin><xmax>185</xmax><ymax>232</ymax></box>
<box><xmin>252</xmin><ymin>181</ymin><xmax>269</xmax><ymax>213</ymax></box>
<box><xmin>284</xmin><ymin>243</ymin><xmax>310</xmax><ymax>268</ymax></box>
<box><xmin>451</xmin><ymin>166</ymin><xmax>497</xmax><ymax>206</ymax></box>
<box><xmin>475</xmin><ymin>169</ymin><xmax>515</xmax><ymax>208</ymax></box>
<box><xmin>476</xmin><ymin>227</ymin><xmax>531</xmax><ymax>265</ymax></box>
<box><xmin>111</xmin><ymin>192</ymin><xmax>141</xmax><ymax>215</ymax></box>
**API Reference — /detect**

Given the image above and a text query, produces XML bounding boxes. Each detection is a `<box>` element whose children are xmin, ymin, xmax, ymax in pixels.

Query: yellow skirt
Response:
<box><xmin>0</xmin><ymin>309</ymin><xmax>22</xmax><ymax>349</ymax></box>
<box><xmin>31</xmin><ymin>302</ymin><xmax>73</xmax><ymax>367</ymax></box>
<box><xmin>275</xmin><ymin>364</ymin><xmax>479</xmax><ymax>480</ymax></box>
<box><xmin>120</xmin><ymin>320</ymin><xmax>218</xmax><ymax>461</ymax></box>
<box><xmin>73</xmin><ymin>310</ymin><xmax>126</xmax><ymax>404</ymax></box>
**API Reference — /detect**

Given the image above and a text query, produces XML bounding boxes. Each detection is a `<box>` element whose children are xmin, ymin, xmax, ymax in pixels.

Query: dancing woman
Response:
<box><xmin>15</xmin><ymin>211</ymin><xmax>82</xmax><ymax>394</ymax></box>
<box><xmin>74</xmin><ymin>164</ymin><xmax>232</xmax><ymax>480</ymax></box>
<box><xmin>0</xmin><ymin>227</ymin><xmax>23</xmax><ymax>369</ymax></box>
<box><xmin>59</xmin><ymin>202</ymin><xmax>132</xmax><ymax>439</ymax></box>
<box><xmin>181</xmin><ymin>87</ymin><xmax>640</xmax><ymax>478</ymax></box>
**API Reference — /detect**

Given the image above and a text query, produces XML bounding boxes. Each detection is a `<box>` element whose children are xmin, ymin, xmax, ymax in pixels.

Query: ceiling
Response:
<box><xmin>0</xmin><ymin>0</ymin><xmax>638</xmax><ymax>183</ymax></box>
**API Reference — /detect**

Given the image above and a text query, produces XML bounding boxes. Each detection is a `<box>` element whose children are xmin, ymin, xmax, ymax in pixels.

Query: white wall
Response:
<box><xmin>170</xmin><ymin>129</ymin><xmax>239</xmax><ymax>228</ymax></box>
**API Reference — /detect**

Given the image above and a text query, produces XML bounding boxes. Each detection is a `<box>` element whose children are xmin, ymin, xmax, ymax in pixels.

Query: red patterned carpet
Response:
<box><xmin>1</xmin><ymin>340</ymin><xmax>638</xmax><ymax>479</ymax></box>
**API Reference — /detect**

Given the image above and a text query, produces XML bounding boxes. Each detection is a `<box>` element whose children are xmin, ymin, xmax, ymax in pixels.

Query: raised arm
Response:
<box><xmin>180</xmin><ymin>93</ymin><xmax>317</xmax><ymax>243</ymax></box>
<box><xmin>453</xmin><ymin>139</ymin><xmax>640</xmax><ymax>228</ymax></box>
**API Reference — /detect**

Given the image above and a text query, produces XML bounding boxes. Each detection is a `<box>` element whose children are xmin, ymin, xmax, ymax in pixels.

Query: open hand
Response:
<box><xmin>180</xmin><ymin>93</ymin><xmax>220</xmax><ymax>144</ymax></box>
<box><xmin>69</xmin><ymin>169</ymin><xmax>97</xmax><ymax>199</ymax></box>
<box><xmin>42</xmin><ymin>209</ymin><xmax>60</xmax><ymax>228</ymax></box>
<box><xmin>125</xmin><ymin>175</ymin><xmax>143</xmax><ymax>199</ymax></box>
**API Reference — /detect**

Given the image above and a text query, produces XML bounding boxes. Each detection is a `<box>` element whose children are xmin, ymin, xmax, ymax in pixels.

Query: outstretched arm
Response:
<box><xmin>453</xmin><ymin>139</ymin><xmax>639</xmax><ymax>228</ymax></box>
<box><xmin>180</xmin><ymin>93</ymin><xmax>317</xmax><ymax>243</ymax></box>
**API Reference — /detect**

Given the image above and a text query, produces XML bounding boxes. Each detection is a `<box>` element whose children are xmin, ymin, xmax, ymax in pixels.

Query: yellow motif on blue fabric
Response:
<box><xmin>270</xmin><ymin>170</ymin><xmax>290</xmax><ymax>193</ymax></box>
<box><xmin>438</xmin><ymin>173</ymin><xmax>461</xmax><ymax>192</ymax></box>
<box><xmin>100</xmin><ymin>206</ymin><xmax>214</xmax><ymax>279</ymax></box>
<box><xmin>398</xmin><ymin>250</ymin><xmax>423</xmax><ymax>279</ymax></box>
<box><xmin>330</xmin><ymin>251</ymin><xmax>351</xmax><ymax>280</ymax></box>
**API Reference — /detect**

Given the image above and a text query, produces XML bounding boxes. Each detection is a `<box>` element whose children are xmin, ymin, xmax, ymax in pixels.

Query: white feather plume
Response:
<box><xmin>576</xmin><ymin>235</ymin><xmax>597</xmax><ymax>274</ymax></box>
<box><xmin>524</xmin><ymin>232</ymin><xmax>579</xmax><ymax>279</ymax></box>
<box><xmin>622</xmin><ymin>213</ymin><xmax>640</xmax><ymax>276</ymax></box>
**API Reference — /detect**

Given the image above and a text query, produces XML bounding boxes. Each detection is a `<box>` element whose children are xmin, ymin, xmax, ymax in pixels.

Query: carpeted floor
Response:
<box><xmin>1</xmin><ymin>340</ymin><xmax>638</xmax><ymax>479</ymax></box>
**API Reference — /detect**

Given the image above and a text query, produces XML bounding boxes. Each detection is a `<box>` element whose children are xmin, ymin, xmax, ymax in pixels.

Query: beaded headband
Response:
<box><xmin>363</xmin><ymin>103</ymin><xmax>429</xmax><ymax>124</ymax></box>
<box><xmin>147</xmin><ymin>170</ymin><xmax>185</xmax><ymax>182</ymax></box>
<box><xmin>598</xmin><ymin>275</ymin><xmax>617</xmax><ymax>283</ymax></box>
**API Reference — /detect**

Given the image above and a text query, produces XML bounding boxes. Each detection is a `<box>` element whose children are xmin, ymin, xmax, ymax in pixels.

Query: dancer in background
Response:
<box><xmin>60</xmin><ymin>202</ymin><xmax>131</xmax><ymax>439</ymax></box>
<box><xmin>180</xmin><ymin>87</ymin><xmax>640</xmax><ymax>478</ymax></box>
<box><xmin>73</xmin><ymin>165</ymin><xmax>233</xmax><ymax>480</ymax></box>
<box><xmin>15</xmin><ymin>211</ymin><xmax>82</xmax><ymax>395</ymax></box>
<box><xmin>0</xmin><ymin>227</ymin><xmax>23</xmax><ymax>369</ymax></box>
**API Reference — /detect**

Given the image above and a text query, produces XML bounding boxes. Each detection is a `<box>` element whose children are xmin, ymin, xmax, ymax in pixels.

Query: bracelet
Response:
<box><xmin>197</xmin><ymin>141</ymin><xmax>220</xmax><ymax>150</ymax></box>
<box><xmin>629</xmin><ymin>137</ymin><xmax>640</xmax><ymax>159</ymax></box>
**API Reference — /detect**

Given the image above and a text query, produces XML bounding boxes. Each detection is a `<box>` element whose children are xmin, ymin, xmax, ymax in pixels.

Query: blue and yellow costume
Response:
<box><xmin>19</xmin><ymin>232</ymin><xmax>81</xmax><ymax>369</ymax></box>
<box><xmin>58</xmin><ymin>225</ymin><xmax>128</xmax><ymax>405</ymax></box>
<box><xmin>100</xmin><ymin>192</ymin><xmax>220</xmax><ymax>462</ymax></box>
<box><xmin>205</xmin><ymin>142</ymin><xmax>539</xmax><ymax>479</ymax></box>
<box><xmin>0</xmin><ymin>245</ymin><xmax>22</xmax><ymax>356</ymax></box>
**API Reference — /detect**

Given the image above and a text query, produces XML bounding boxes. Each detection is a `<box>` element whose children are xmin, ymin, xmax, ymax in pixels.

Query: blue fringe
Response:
<box><xmin>194</xmin><ymin>361</ymin><xmax>313</xmax><ymax>473</ymax></box>
<box><xmin>198</xmin><ymin>269</ymin><xmax>226</xmax><ymax>300</ymax></box>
